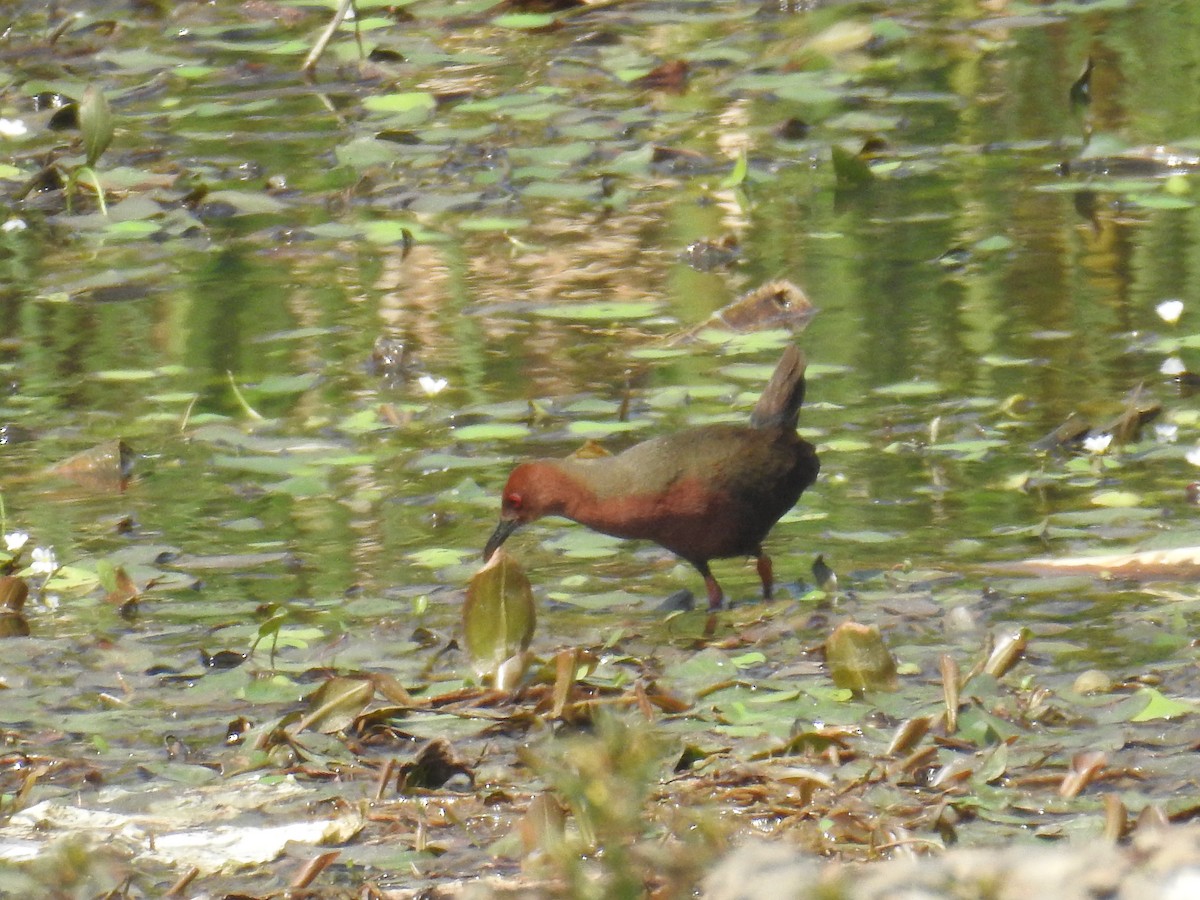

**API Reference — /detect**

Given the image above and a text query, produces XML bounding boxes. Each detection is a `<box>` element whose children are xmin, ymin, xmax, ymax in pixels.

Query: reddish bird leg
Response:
<box><xmin>756</xmin><ymin>552</ymin><xmax>774</xmax><ymax>600</ymax></box>
<box><xmin>699</xmin><ymin>563</ymin><xmax>725</xmax><ymax>611</ymax></box>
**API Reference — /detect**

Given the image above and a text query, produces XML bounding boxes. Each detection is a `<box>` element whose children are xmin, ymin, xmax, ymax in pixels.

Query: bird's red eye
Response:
<box><xmin>505</xmin><ymin>492</ymin><xmax>523</xmax><ymax>511</ymax></box>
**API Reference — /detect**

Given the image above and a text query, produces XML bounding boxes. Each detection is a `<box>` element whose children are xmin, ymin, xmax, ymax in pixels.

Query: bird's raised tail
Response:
<box><xmin>750</xmin><ymin>345</ymin><xmax>807</xmax><ymax>430</ymax></box>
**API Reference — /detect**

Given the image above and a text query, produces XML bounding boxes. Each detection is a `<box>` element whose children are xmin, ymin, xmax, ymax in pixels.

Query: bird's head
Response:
<box><xmin>483</xmin><ymin>462</ymin><xmax>566</xmax><ymax>561</ymax></box>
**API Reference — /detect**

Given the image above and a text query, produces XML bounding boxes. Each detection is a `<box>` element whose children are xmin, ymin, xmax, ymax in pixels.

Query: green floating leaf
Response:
<box><xmin>362</xmin><ymin>91</ymin><xmax>437</xmax><ymax>114</ymax></box>
<box><xmin>564</xmin><ymin>420</ymin><xmax>646</xmax><ymax>439</ymax></box>
<box><xmin>80</xmin><ymin>84</ymin><xmax>114</xmax><ymax>168</ymax></box>
<box><xmin>532</xmin><ymin>301</ymin><xmax>662</xmax><ymax>321</ymax></box>
<box><xmin>1091</xmin><ymin>490</ymin><xmax>1140</xmax><ymax>508</ymax></box>
<box><xmin>820</xmin><ymin>438</ymin><xmax>872</xmax><ymax>453</ymax></box>
<box><xmin>409</xmin><ymin>547</ymin><xmax>473</xmax><ymax>568</ymax></box>
<box><xmin>252</xmin><ymin>373</ymin><xmax>320</xmax><ymax>395</ymax></box>
<box><xmin>492</xmin><ymin>12</ymin><xmax>558</xmax><ymax>29</ymax></box>
<box><xmin>873</xmin><ymin>380</ymin><xmax>943</xmax><ymax>398</ymax></box>
<box><xmin>452</xmin><ymin>423</ymin><xmax>530</xmax><ymax>442</ymax></box>
<box><xmin>718</xmin><ymin>150</ymin><xmax>748</xmax><ymax>189</ymax></box>
<box><xmin>824</xmin><ymin>529</ymin><xmax>898</xmax><ymax>544</ymax></box>
<box><xmin>825</xmin><ymin>621</ymin><xmax>898</xmax><ymax>691</ymax></box>
<box><xmin>202</xmin><ymin>189</ymin><xmax>289</xmax><ymax>215</ymax></box>
<box><xmin>457</xmin><ymin>217</ymin><xmax>531</xmax><ymax>232</ymax></box>
<box><xmin>463</xmin><ymin>549</ymin><xmax>536</xmax><ymax>688</ymax></box>
<box><xmin>1130</xmin><ymin>193</ymin><xmax>1195</xmax><ymax>210</ymax></box>
<box><xmin>974</xmin><ymin>234</ymin><xmax>1014</xmax><ymax>253</ymax></box>
<box><xmin>1130</xmin><ymin>687</ymin><xmax>1194</xmax><ymax>722</ymax></box>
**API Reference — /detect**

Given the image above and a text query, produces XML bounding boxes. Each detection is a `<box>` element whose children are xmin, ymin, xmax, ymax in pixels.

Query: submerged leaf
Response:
<box><xmin>832</xmin><ymin>144</ymin><xmax>874</xmax><ymax>188</ymax></box>
<box><xmin>295</xmin><ymin>677</ymin><xmax>375</xmax><ymax>734</ymax></box>
<box><xmin>825</xmin><ymin>621</ymin><xmax>898</xmax><ymax>691</ymax></box>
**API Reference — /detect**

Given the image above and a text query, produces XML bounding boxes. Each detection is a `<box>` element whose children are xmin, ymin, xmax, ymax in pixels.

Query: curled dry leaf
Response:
<box><xmin>886</xmin><ymin>715</ymin><xmax>933</xmax><ymax>757</ymax></box>
<box><xmin>983</xmin><ymin>628</ymin><xmax>1028</xmax><ymax>678</ymax></box>
<box><xmin>1060</xmin><ymin>750</ymin><xmax>1107</xmax><ymax>799</ymax></box>
<box><xmin>940</xmin><ymin>654</ymin><xmax>960</xmax><ymax>734</ymax></box>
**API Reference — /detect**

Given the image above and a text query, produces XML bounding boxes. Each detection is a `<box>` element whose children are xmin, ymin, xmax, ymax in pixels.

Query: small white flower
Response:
<box><xmin>1156</xmin><ymin>299</ymin><xmax>1184</xmax><ymax>325</ymax></box>
<box><xmin>29</xmin><ymin>546</ymin><xmax>57</xmax><ymax>576</ymax></box>
<box><xmin>1</xmin><ymin>218</ymin><xmax>26</xmax><ymax>233</ymax></box>
<box><xmin>1162</xmin><ymin>356</ymin><xmax>1187</xmax><ymax>376</ymax></box>
<box><xmin>418</xmin><ymin>375</ymin><xmax>448</xmax><ymax>396</ymax></box>
<box><xmin>4</xmin><ymin>532</ymin><xmax>28</xmax><ymax>553</ymax></box>
<box><xmin>1156</xmin><ymin>423</ymin><xmax>1179</xmax><ymax>444</ymax></box>
<box><xmin>1187</xmin><ymin>445</ymin><xmax>1200</xmax><ymax>468</ymax></box>
<box><xmin>0</xmin><ymin>118</ymin><xmax>28</xmax><ymax>138</ymax></box>
<box><xmin>1082</xmin><ymin>433</ymin><xmax>1112</xmax><ymax>454</ymax></box>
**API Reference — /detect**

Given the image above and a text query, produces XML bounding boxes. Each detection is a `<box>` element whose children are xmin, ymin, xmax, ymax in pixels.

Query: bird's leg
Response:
<box><xmin>755</xmin><ymin>550</ymin><xmax>774</xmax><ymax>600</ymax></box>
<box><xmin>697</xmin><ymin>562</ymin><xmax>725</xmax><ymax>611</ymax></box>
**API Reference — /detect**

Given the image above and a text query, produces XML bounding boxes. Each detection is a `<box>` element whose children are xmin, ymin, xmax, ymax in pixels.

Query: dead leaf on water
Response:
<box><xmin>0</xmin><ymin>611</ymin><xmax>29</xmax><ymax>638</ymax></box>
<box><xmin>0</xmin><ymin>575</ymin><xmax>28</xmax><ymax>612</ymax></box>
<box><xmin>1006</xmin><ymin>546</ymin><xmax>1200</xmax><ymax>578</ymax></box>
<box><xmin>46</xmin><ymin>439</ymin><xmax>134</xmax><ymax>491</ymax></box>
<box><xmin>396</xmin><ymin>737</ymin><xmax>474</xmax><ymax>793</ymax></box>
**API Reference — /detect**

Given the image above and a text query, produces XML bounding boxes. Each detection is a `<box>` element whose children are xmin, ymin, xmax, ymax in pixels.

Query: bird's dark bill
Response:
<box><xmin>483</xmin><ymin>518</ymin><xmax>519</xmax><ymax>562</ymax></box>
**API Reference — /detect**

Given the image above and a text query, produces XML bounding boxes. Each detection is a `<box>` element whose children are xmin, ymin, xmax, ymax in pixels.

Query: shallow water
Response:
<box><xmin>2</xmin><ymin>0</ymin><xmax>1199</xmax><ymax>891</ymax></box>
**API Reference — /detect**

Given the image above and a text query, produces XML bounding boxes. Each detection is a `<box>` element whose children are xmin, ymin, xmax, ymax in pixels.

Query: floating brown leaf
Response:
<box><xmin>630</xmin><ymin>60</ymin><xmax>688</xmax><ymax>92</ymax></box>
<box><xmin>940</xmin><ymin>654</ymin><xmax>960</xmax><ymax>734</ymax></box>
<box><xmin>886</xmin><ymin>715</ymin><xmax>933</xmax><ymax>757</ymax></box>
<box><xmin>665</xmin><ymin>279</ymin><xmax>815</xmax><ymax>345</ymax></box>
<box><xmin>0</xmin><ymin>613</ymin><xmax>29</xmax><ymax>638</ymax></box>
<box><xmin>396</xmin><ymin>737</ymin><xmax>474</xmax><ymax>793</ymax></box>
<box><xmin>1033</xmin><ymin>412</ymin><xmax>1091</xmax><ymax>451</ymax></box>
<box><xmin>47</xmin><ymin>439</ymin><xmax>134</xmax><ymax>491</ymax></box>
<box><xmin>0</xmin><ymin>576</ymin><xmax>28</xmax><ymax>612</ymax></box>
<box><xmin>1006</xmin><ymin>546</ymin><xmax>1200</xmax><ymax>578</ymax></box>
<box><xmin>1060</xmin><ymin>750</ymin><xmax>1107</xmax><ymax>799</ymax></box>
